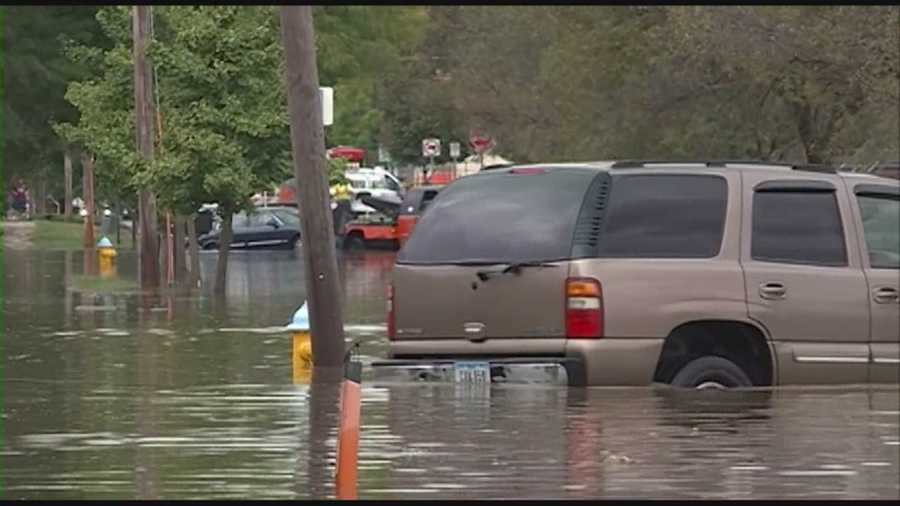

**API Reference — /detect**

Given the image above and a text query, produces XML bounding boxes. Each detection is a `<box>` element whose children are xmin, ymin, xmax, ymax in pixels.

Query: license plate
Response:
<box><xmin>454</xmin><ymin>361</ymin><xmax>491</xmax><ymax>383</ymax></box>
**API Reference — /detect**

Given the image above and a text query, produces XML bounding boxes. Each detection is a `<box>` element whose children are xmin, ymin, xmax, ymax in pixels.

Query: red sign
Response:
<box><xmin>468</xmin><ymin>131</ymin><xmax>495</xmax><ymax>154</ymax></box>
<box><xmin>327</xmin><ymin>146</ymin><xmax>366</xmax><ymax>163</ymax></box>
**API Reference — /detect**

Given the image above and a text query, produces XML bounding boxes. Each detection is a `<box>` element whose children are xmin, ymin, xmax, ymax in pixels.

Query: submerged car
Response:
<box><xmin>199</xmin><ymin>207</ymin><xmax>301</xmax><ymax>250</ymax></box>
<box><xmin>381</xmin><ymin>160</ymin><xmax>900</xmax><ymax>388</ymax></box>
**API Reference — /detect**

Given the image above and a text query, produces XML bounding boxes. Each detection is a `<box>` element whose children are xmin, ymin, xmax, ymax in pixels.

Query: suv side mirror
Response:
<box><xmin>267</xmin><ymin>217</ymin><xmax>281</xmax><ymax>229</ymax></box>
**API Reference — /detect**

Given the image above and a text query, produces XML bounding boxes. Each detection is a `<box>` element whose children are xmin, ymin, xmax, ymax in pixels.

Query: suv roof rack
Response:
<box><xmin>480</xmin><ymin>163</ymin><xmax>516</xmax><ymax>171</ymax></box>
<box><xmin>610</xmin><ymin>160</ymin><xmax>838</xmax><ymax>173</ymax></box>
<box><xmin>791</xmin><ymin>164</ymin><xmax>839</xmax><ymax>174</ymax></box>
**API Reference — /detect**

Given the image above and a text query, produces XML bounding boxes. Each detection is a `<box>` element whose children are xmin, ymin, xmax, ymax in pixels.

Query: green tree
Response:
<box><xmin>314</xmin><ymin>6</ymin><xmax>428</xmax><ymax>161</ymax></box>
<box><xmin>58</xmin><ymin>6</ymin><xmax>292</xmax><ymax>292</ymax></box>
<box><xmin>382</xmin><ymin>6</ymin><xmax>898</xmax><ymax>166</ymax></box>
<box><xmin>146</xmin><ymin>6</ymin><xmax>294</xmax><ymax>293</ymax></box>
<box><xmin>4</xmin><ymin>6</ymin><xmax>108</xmax><ymax>208</ymax></box>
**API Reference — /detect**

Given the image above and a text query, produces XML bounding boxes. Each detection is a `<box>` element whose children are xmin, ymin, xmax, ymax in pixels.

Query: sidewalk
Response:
<box><xmin>1</xmin><ymin>221</ymin><xmax>35</xmax><ymax>250</ymax></box>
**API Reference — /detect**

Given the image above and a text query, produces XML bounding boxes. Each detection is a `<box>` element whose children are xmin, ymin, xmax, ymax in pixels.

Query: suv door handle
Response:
<box><xmin>759</xmin><ymin>282</ymin><xmax>786</xmax><ymax>300</ymax></box>
<box><xmin>873</xmin><ymin>287</ymin><xmax>899</xmax><ymax>304</ymax></box>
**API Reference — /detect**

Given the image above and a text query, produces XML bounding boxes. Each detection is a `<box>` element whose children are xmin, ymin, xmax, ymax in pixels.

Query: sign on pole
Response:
<box><xmin>320</xmin><ymin>86</ymin><xmax>333</xmax><ymax>126</ymax></box>
<box><xmin>422</xmin><ymin>138</ymin><xmax>441</xmax><ymax>158</ymax></box>
<box><xmin>469</xmin><ymin>130</ymin><xmax>495</xmax><ymax>154</ymax></box>
<box><xmin>377</xmin><ymin>145</ymin><xmax>391</xmax><ymax>163</ymax></box>
<box><xmin>449</xmin><ymin>142</ymin><xmax>460</xmax><ymax>159</ymax></box>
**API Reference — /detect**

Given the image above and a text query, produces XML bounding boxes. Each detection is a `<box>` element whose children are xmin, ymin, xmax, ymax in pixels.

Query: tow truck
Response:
<box><xmin>341</xmin><ymin>185</ymin><xmax>443</xmax><ymax>250</ymax></box>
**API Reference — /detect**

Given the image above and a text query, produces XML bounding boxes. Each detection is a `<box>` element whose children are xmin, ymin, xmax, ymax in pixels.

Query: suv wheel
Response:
<box><xmin>670</xmin><ymin>356</ymin><xmax>752</xmax><ymax>390</ymax></box>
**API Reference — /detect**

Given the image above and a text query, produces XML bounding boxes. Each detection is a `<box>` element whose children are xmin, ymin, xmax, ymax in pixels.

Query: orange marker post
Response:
<box><xmin>335</xmin><ymin>343</ymin><xmax>362</xmax><ymax>500</ymax></box>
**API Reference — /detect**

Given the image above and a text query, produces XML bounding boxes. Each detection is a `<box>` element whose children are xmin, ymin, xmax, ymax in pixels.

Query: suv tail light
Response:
<box><xmin>566</xmin><ymin>277</ymin><xmax>603</xmax><ymax>338</ymax></box>
<box><xmin>387</xmin><ymin>283</ymin><xmax>396</xmax><ymax>340</ymax></box>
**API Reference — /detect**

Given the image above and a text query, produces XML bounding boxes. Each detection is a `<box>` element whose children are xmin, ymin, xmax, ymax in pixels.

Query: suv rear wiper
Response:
<box><xmin>476</xmin><ymin>261</ymin><xmax>558</xmax><ymax>282</ymax></box>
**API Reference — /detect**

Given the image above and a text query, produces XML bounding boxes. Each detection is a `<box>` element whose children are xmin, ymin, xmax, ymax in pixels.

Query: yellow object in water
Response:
<box><xmin>97</xmin><ymin>238</ymin><xmax>118</xmax><ymax>279</ymax></box>
<box><xmin>99</xmin><ymin>255</ymin><xmax>117</xmax><ymax>279</ymax></box>
<box><xmin>293</xmin><ymin>331</ymin><xmax>312</xmax><ymax>384</ymax></box>
<box><xmin>288</xmin><ymin>302</ymin><xmax>312</xmax><ymax>384</ymax></box>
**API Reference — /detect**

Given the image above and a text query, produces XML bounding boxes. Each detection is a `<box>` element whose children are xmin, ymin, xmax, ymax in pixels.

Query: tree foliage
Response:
<box><xmin>379</xmin><ymin>6</ymin><xmax>900</xmax><ymax>166</ymax></box>
<box><xmin>4</xmin><ymin>6</ymin><xmax>108</xmax><ymax>204</ymax></box>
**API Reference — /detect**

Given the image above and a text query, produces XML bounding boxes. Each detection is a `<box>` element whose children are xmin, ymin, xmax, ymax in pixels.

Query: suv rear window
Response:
<box><xmin>397</xmin><ymin>169</ymin><xmax>595</xmax><ymax>264</ymax></box>
<box><xmin>596</xmin><ymin>174</ymin><xmax>728</xmax><ymax>258</ymax></box>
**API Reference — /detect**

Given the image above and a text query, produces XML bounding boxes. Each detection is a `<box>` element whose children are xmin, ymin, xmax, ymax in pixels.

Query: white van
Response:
<box><xmin>346</xmin><ymin>167</ymin><xmax>404</xmax><ymax>215</ymax></box>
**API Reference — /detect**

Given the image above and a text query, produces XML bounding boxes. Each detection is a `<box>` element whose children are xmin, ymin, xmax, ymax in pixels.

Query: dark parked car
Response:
<box><xmin>199</xmin><ymin>207</ymin><xmax>301</xmax><ymax>250</ymax></box>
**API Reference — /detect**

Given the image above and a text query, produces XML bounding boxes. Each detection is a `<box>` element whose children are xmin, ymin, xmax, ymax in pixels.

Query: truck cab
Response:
<box><xmin>346</xmin><ymin>167</ymin><xmax>404</xmax><ymax>215</ymax></box>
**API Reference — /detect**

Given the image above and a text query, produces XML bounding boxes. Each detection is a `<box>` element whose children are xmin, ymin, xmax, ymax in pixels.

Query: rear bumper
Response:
<box><xmin>385</xmin><ymin>337</ymin><xmax>665</xmax><ymax>386</ymax></box>
<box><xmin>371</xmin><ymin>357</ymin><xmax>581</xmax><ymax>386</ymax></box>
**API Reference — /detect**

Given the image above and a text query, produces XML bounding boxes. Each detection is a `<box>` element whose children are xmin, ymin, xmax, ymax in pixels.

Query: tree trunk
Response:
<box><xmin>213</xmin><ymin>210</ymin><xmax>233</xmax><ymax>296</ymax></box>
<box><xmin>37</xmin><ymin>178</ymin><xmax>48</xmax><ymax>215</ymax></box>
<box><xmin>280</xmin><ymin>6</ymin><xmax>346</xmax><ymax>368</ymax></box>
<box><xmin>186</xmin><ymin>214</ymin><xmax>201</xmax><ymax>288</ymax></box>
<box><xmin>167</xmin><ymin>212</ymin><xmax>176</xmax><ymax>286</ymax></box>
<box><xmin>134</xmin><ymin>5</ymin><xmax>160</xmax><ymax>289</ymax></box>
<box><xmin>159</xmin><ymin>214</ymin><xmax>171</xmax><ymax>287</ymax></box>
<box><xmin>132</xmin><ymin>210</ymin><xmax>138</xmax><ymax>250</ymax></box>
<box><xmin>174</xmin><ymin>214</ymin><xmax>188</xmax><ymax>283</ymax></box>
<box><xmin>81</xmin><ymin>153</ymin><xmax>96</xmax><ymax>248</ymax></box>
<box><xmin>115</xmin><ymin>200</ymin><xmax>122</xmax><ymax>245</ymax></box>
<box><xmin>64</xmin><ymin>151</ymin><xmax>73</xmax><ymax>221</ymax></box>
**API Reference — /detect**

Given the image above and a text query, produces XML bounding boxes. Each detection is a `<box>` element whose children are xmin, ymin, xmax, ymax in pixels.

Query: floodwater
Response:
<box><xmin>3</xmin><ymin>248</ymin><xmax>899</xmax><ymax>499</ymax></box>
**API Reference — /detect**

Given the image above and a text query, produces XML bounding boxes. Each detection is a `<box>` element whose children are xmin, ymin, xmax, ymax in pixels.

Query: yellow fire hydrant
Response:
<box><xmin>286</xmin><ymin>301</ymin><xmax>312</xmax><ymax>384</ymax></box>
<box><xmin>97</xmin><ymin>237</ymin><xmax>118</xmax><ymax>279</ymax></box>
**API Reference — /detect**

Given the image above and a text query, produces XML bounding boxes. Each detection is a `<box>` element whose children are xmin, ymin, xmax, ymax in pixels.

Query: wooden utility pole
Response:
<box><xmin>64</xmin><ymin>150</ymin><xmax>73</xmax><ymax>221</ymax></box>
<box><xmin>81</xmin><ymin>152</ymin><xmax>95</xmax><ymax>249</ymax></box>
<box><xmin>133</xmin><ymin>5</ymin><xmax>160</xmax><ymax>288</ymax></box>
<box><xmin>186</xmin><ymin>215</ymin><xmax>201</xmax><ymax>288</ymax></box>
<box><xmin>280</xmin><ymin>6</ymin><xmax>345</xmax><ymax>368</ymax></box>
<box><xmin>174</xmin><ymin>214</ymin><xmax>187</xmax><ymax>283</ymax></box>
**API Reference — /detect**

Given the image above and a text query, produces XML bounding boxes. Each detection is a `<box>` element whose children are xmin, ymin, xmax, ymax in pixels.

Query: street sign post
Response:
<box><xmin>377</xmin><ymin>145</ymin><xmax>391</xmax><ymax>163</ymax></box>
<box><xmin>468</xmin><ymin>131</ymin><xmax>495</xmax><ymax>169</ymax></box>
<box><xmin>422</xmin><ymin>138</ymin><xmax>441</xmax><ymax>183</ymax></box>
<box><xmin>422</xmin><ymin>138</ymin><xmax>441</xmax><ymax>158</ymax></box>
<box><xmin>320</xmin><ymin>86</ymin><xmax>333</xmax><ymax>126</ymax></box>
<box><xmin>449</xmin><ymin>142</ymin><xmax>460</xmax><ymax>180</ymax></box>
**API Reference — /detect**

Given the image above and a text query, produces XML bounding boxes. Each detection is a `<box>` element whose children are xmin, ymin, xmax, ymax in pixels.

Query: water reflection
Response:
<box><xmin>3</xmin><ymin>249</ymin><xmax>899</xmax><ymax>499</ymax></box>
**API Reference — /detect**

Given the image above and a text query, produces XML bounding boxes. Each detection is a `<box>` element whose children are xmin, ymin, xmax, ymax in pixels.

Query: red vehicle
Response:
<box><xmin>342</xmin><ymin>186</ymin><xmax>443</xmax><ymax>250</ymax></box>
<box><xmin>396</xmin><ymin>186</ymin><xmax>442</xmax><ymax>248</ymax></box>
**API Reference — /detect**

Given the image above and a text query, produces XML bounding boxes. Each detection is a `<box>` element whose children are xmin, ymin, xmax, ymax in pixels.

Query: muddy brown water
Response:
<box><xmin>3</xmin><ymin>248</ymin><xmax>898</xmax><ymax>499</ymax></box>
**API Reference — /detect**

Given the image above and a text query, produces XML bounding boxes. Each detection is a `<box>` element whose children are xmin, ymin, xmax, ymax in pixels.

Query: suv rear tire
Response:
<box><xmin>670</xmin><ymin>356</ymin><xmax>753</xmax><ymax>390</ymax></box>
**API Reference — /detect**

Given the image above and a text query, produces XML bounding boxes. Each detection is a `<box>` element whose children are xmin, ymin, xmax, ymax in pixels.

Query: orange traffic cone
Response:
<box><xmin>335</xmin><ymin>342</ymin><xmax>362</xmax><ymax>500</ymax></box>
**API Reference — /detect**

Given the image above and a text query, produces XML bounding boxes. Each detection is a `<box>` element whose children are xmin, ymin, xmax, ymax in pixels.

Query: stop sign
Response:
<box><xmin>469</xmin><ymin>132</ymin><xmax>495</xmax><ymax>154</ymax></box>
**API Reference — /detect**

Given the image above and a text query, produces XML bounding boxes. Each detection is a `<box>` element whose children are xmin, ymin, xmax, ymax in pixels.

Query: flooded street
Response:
<box><xmin>4</xmin><ymin>249</ymin><xmax>899</xmax><ymax>499</ymax></box>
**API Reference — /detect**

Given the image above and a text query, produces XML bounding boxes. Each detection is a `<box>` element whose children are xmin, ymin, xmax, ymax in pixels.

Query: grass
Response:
<box><xmin>72</xmin><ymin>274</ymin><xmax>140</xmax><ymax>294</ymax></box>
<box><xmin>32</xmin><ymin>219</ymin><xmax>133</xmax><ymax>251</ymax></box>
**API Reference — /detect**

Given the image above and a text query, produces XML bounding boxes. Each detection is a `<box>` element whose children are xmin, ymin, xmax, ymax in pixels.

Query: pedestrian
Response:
<box><xmin>11</xmin><ymin>179</ymin><xmax>29</xmax><ymax>218</ymax></box>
